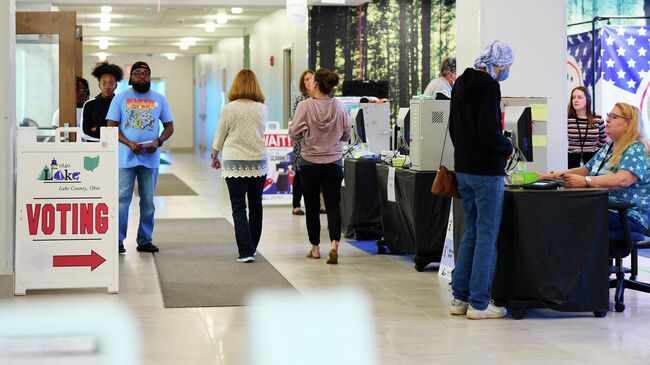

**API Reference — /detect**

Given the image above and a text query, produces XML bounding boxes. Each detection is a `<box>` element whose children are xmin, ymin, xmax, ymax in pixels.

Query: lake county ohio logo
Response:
<box><xmin>37</xmin><ymin>156</ymin><xmax>100</xmax><ymax>182</ymax></box>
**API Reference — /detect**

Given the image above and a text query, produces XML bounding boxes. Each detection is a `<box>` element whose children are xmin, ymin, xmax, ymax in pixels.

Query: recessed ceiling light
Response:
<box><xmin>100</xmin><ymin>13</ymin><xmax>111</xmax><ymax>24</ymax></box>
<box><xmin>166</xmin><ymin>53</ymin><xmax>177</xmax><ymax>61</ymax></box>
<box><xmin>99</xmin><ymin>23</ymin><xmax>110</xmax><ymax>32</ymax></box>
<box><xmin>100</xmin><ymin>6</ymin><xmax>112</xmax><ymax>13</ymax></box>
<box><xmin>185</xmin><ymin>37</ymin><xmax>196</xmax><ymax>46</ymax></box>
<box><xmin>204</xmin><ymin>21</ymin><xmax>215</xmax><ymax>33</ymax></box>
<box><xmin>98</xmin><ymin>38</ymin><xmax>109</xmax><ymax>50</ymax></box>
<box><xmin>97</xmin><ymin>52</ymin><xmax>108</xmax><ymax>61</ymax></box>
<box><xmin>179</xmin><ymin>42</ymin><xmax>189</xmax><ymax>50</ymax></box>
<box><xmin>216</xmin><ymin>14</ymin><xmax>228</xmax><ymax>24</ymax></box>
<box><xmin>231</xmin><ymin>7</ymin><xmax>243</xmax><ymax>14</ymax></box>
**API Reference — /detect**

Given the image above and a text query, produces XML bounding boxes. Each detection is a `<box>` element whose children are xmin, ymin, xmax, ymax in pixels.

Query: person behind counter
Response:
<box><xmin>423</xmin><ymin>55</ymin><xmax>456</xmax><ymax>98</ymax></box>
<box><xmin>567</xmin><ymin>86</ymin><xmax>607</xmax><ymax>168</ymax></box>
<box><xmin>539</xmin><ymin>102</ymin><xmax>650</xmax><ymax>236</ymax></box>
<box><xmin>289</xmin><ymin>70</ymin><xmax>314</xmax><ymax>216</ymax></box>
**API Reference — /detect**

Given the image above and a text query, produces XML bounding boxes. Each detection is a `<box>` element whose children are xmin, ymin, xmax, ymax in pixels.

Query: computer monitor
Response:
<box><xmin>503</xmin><ymin>106</ymin><xmax>533</xmax><ymax>162</ymax></box>
<box><xmin>342</xmin><ymin>80</ymin><xmax>389</xmax><ymax>99</ymax></box>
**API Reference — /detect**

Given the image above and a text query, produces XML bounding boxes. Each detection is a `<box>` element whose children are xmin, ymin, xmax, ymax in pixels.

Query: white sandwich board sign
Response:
<box><xmin>15</xmin><ymin>127</ymin><xmax>119</xmax><ymax>295</ymax></box>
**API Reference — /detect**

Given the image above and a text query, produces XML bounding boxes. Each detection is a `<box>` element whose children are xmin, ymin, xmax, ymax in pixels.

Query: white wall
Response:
<box><xmin>457</xmin><ymin>0</ymin><xmax>568</xmax><ymax>170</ymax></box>
<box><xmin>194</xmin><ymin>38</ymin><xmax>244</xmax><ymax>152</ymax></box>
<box><xmin>194</xmin><ymin>8</ymin><xmax>308</xmax><ymax>151</ymax></box>
<box><xmin>0</xmin><ymin>0</ymin><xmax>16</xmax><ymax>276</ymax></box>
<box><xmin>83</xmin><ymin>55</ymin><xmax>195</xmax><ymax>151</ymax></box>
<box><xmin>248</xmin><ymin>9</ymin><xmax>309</xmax><ymax>125</ymax></box>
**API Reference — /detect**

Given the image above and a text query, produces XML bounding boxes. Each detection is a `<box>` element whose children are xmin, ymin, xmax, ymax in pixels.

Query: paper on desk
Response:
<box><xmin>387</xmin><ymin>167</ymin><xmax>396</xmax><ymax>202</ymax></box>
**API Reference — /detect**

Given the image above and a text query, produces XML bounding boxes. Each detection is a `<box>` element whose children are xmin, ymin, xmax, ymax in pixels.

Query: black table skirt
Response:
<box><xmin>340</xmin><ymin>158</ymin><xmax>382</xmax><ymax>240</ymax></box>
<box><xmin>375</xmin><ymin>164</ymin><xmax>451</xmax><ymax>267</ymax></box>
<box><xmin>492</xmin><ymin>188</ymin><xmax>610</xmax><ymax>313</ymax></box>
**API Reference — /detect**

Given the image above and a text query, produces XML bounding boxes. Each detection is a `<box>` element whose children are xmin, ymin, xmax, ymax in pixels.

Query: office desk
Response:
<box><xmin>491</xmin><ymin>188</ymin><xmax>610</xmax><ymax>318</ymax></box>
<box><xmin>375</xmin><ymin>164</ymin><xmax>451</xmax><ymax>271</ymax></box>
<box><xmin>340</xmin><ymin>158</ymin><xmax>382</xmax><ymax>240</ymax></box>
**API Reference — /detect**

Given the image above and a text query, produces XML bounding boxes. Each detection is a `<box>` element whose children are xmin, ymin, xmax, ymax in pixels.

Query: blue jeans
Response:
<box><xmin>119</xmin><ymin>166</ymin><xmax>158</xmax><ymax>248</ymax></box>
<box><xmin>452</xmin><ymin>172</ymin><xmax>504</xmax><ymax>310</ymax></box>
<box><xmin>225</xmin><ymin>176</ymin><xmax>265</xmax><ymax>258</ymax></box>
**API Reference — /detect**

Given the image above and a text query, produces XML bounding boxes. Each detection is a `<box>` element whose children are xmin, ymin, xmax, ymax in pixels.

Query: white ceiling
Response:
<box><xmin>16</xmin><ymin>0</ymin><xmax>370</xmax><ymax>58</ymax></box>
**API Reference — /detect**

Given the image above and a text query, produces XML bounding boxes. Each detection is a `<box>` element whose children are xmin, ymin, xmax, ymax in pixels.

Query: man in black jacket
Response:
<box><xmin>448</xmin><ymin>40</ymin><xmax>514</xmax><ymax>320</ymax></box>
<box><xmin>82</xmin><ymin>62</ymin><xmax>123</xmax><ymax>140</ymax></box>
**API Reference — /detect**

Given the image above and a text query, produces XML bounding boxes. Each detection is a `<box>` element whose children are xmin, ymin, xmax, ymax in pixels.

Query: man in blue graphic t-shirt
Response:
<box><xmin>107</xmin><ymin>61</ymin><xmax>174</xmax><ymax>254</ymax></box>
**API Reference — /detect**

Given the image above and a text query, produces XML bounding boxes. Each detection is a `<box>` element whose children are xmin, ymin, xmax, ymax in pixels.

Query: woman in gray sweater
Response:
<box><xmin>289</xmin><ymin>68</ymin><xmax>351</xmax><ymax>264</ymax></box>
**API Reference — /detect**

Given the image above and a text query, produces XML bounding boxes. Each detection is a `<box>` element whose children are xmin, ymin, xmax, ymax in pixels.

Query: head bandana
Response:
<box><xmin>473</xmin><ymin>41</ymin><xmax>515</xmax><ymax>80</ymax></box>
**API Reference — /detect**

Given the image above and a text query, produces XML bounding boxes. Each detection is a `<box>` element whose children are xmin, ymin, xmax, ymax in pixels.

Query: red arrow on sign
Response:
<box><xmin>53</xmin><ymin>250</ymin><xmax>106</xmax><ymax>271</ymax></box>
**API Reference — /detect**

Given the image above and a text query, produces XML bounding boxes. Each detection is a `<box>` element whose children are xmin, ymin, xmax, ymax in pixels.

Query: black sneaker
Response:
<box><xmin>119</xmin><ymin>245</ymin><xmax>126</xmax><ymax>254</ymax></box>
<box><xmin>136</xmin><ymin>243</ymin><xmax>159</xmax><ymax>253</ymax></box>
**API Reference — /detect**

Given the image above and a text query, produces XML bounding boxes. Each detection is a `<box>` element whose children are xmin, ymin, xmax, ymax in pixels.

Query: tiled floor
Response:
<box><xmin>4</xmin><ymin>152</ymin><xmax>650</xmax><ymax>364</ymax></box>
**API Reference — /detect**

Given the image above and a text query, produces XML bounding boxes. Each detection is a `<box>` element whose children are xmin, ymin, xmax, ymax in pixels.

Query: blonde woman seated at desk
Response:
<box><xmin>538</xmin><ymin>102</ymin><xmax>650</xmax><ymax>235</ymax></box>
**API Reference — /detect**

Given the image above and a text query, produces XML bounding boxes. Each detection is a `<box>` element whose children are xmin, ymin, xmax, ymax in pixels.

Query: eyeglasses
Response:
<box><xmin>606</xmin><ymin>112</ymin><xmax>628</xmax><ymax>120</ymax></box>
<box><xmin>131</xmin><ymin>71</ymin><xmax>150</xmax><ymax>78</ymax></box>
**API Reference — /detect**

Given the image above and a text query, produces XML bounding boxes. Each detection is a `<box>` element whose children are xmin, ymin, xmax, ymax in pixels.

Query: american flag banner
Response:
<box><xmin>567</xmin><ymin>29</ymin><xmax>601</xmax><ymax>90</ymax></box>
<box><xmin>600</xmin><ymin>25</ymin><xmax>650</xmax><ymax>132</ymax></box>
<box><xmin>601</xmin><ymin>25</ymin><xmax>650</xmax><ymax>94</ymax></box>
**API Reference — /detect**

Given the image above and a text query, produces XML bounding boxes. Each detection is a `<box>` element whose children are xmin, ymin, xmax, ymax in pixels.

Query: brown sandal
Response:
<box><xmin>326</xmin><ymin>250</ymin><xmax>338</xmax><ymax>264</ymax></box>
<box><xmin>306</xmin><ymin>251</ymin><xmax>320</xmax><ymax>259</ymax></box>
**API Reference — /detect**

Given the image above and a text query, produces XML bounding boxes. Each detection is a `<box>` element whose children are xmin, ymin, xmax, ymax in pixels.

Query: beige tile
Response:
<box><xmin>6</xmin><ymin>152</ymin><xmax>650</xmax><ymax>364</ymax></box>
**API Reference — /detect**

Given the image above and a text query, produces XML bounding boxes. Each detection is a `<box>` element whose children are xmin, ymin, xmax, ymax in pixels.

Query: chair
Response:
<box><xmin>608</xmin><ymin>202</ymin><xmax>650</xmax><ymax>312</ymax></box>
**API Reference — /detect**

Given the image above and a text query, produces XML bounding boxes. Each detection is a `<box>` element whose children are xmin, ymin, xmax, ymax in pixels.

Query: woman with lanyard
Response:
<box><xmin>539</xmin><ymin>102</ymin><xmax>650</xmax><ymax>237</ymax></box>
<box><xmin>567</xmin><ymin>86</ymin><xmax>607</xmax><ymax>168</ymax></box>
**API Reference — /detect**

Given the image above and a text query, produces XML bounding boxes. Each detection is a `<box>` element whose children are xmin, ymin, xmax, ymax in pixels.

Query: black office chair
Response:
<box><xmin>608</xmin><ymin>203</ymin><xmax>650</xmax><ymax>312</ymax></box>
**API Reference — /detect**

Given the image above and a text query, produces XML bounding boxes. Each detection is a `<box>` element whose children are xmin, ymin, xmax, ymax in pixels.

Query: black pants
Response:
<box><xmin>568</xmin><ymin>152</ymin><xmax>596</xmax><ymax>169</ymax></box>
<box><xmin>292</xmin><ymin>169</ymin><xmax>303</xmax><ymax>208</ymax></box>
<box><xmin>225</xmin><ymin>176</ymin><xmax>265</xmax><ymax>258</ymax></box>
<box><xmin>300</xmin><ymin>163</ymin><xmax>343</xmax><ymax>245</ymax></box>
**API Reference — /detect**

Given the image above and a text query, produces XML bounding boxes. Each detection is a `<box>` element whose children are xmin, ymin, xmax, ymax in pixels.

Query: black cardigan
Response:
<box><xmin>82</xmin><ymin>94</ymin><xmax>114</xmax><ymax>139</ymax></box>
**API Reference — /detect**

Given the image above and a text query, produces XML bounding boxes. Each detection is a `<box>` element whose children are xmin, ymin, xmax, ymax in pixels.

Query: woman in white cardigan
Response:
<box><xmin>211</xmin><ymin>69</ymin><xmax>268</xmax><ymax>263</ymax></box>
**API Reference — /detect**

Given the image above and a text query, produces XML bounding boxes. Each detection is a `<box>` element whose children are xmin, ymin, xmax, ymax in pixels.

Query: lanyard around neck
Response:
<box><xmin>595</xmin><ymin>143</ymin><xmax>613</xmax><ymax>175</ymax></box>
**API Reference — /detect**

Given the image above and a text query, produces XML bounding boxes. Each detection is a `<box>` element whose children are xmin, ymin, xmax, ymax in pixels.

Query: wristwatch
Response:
<box><xmin>585</xmin><ymin>176</ymin><xmax>592</xmax><ymax>187</ymax></box>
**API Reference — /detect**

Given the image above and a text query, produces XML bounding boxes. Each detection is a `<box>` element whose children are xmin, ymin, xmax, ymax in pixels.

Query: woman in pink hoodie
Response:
<box><xmin>289</xmin><ymin>68</ymin><xmax>352</xmax><ymax>264</ymax></box>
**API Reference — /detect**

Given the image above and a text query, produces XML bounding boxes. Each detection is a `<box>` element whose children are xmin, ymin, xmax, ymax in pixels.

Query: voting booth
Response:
<box><xmin>14</xmin><ymin>127</ymin><xmax>119</xmax><ymax>295</ymax></box>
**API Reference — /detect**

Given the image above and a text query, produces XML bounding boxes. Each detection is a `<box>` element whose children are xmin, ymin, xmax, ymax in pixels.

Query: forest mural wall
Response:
<box><xmin>309</xmin><ymin>0</ymin><xmax>456</xmax><ymax>118</ymax></box>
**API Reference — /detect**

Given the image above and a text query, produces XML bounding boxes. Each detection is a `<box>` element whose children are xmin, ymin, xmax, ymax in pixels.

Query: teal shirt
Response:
<box><xmin>585</xmin><ymin>141</ymin><xmax>650</xmax><ymax>229</ymax></box>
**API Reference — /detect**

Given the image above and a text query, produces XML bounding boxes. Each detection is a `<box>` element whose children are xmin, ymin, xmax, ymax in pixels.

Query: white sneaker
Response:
<box><xmin>449</xmin><ymin>299</ymin><xmax>469</xmax><ymax>315</ymax></box>
<box><xmin>237</xmin><ymin>256</ymin><xmax>255</xmax><ymax>263</ymax></box>
<box><xmin>466</xmin><ymin>302</ymin><xmax>507</xmax><ymax>320</ymax></box>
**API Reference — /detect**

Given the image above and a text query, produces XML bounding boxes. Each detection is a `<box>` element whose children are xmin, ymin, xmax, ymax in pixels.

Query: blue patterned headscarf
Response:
<box><xmin>473</xmin><ymin>40</ymin><xmax>515</xmax><ymax>79</ymax></box>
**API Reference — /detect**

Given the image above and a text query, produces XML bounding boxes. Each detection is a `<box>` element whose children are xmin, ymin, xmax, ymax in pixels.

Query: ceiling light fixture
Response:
<box><xmin>231</xmin><ymin>7</ymin><xmax>243</xmax><ymax>14</ymax></box>
<box><xmin>100</xmin><ymin>13</ymin><xmax>111</xmax><ymax>24</ymax></box>
<box><xmin>204</xmin><ymin>21</ymin><xmax>216</xmax><ymax>33</ymax></box>
<box><xmin>165</xmin><ymin>53</ymin><xmax>177</xmax><ymax>61</ymax></box>
<box><xmin>99</xmin><ymin>23</ymin><xmax>110</xmax><ymax>32</ymax></box>
<box><xmin>216</xmin><ymin>14</ymin><xmax>228</xmax><ymax>25</ymax></box>
<box><xmin>98</xmin><ymin>38</ymin><xmax>109</xmax><ymax>50</ymax></box>
<box><xmin>185</xmin><ymin>37</ymin><xmax>196</xmax><ymax>46</ymax></box>
<box><xmin>179</xmin><ymin>42</ymin><xmax>189</xmax><ymax>50</ymax></box>
<box><xmin>100</xmin><ymin>6</ymin><xmax>112</xmax><ymax>13</ymax></box>
<box><xmin>97</xmin><ymin>52</ymin><xmax>108</xmax><ymax>61</ymax></box>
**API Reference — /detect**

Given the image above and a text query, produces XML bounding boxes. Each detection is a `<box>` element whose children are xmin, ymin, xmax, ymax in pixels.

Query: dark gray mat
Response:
<box><xmin>152</xmin><ymin>218</ymin><xmax>296</xmax><ymax>308</ymax></box>
<box><xmin>136</xmin><ymin>173</ymin><xmax>197</xmax><ymax>196</ymax></box>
